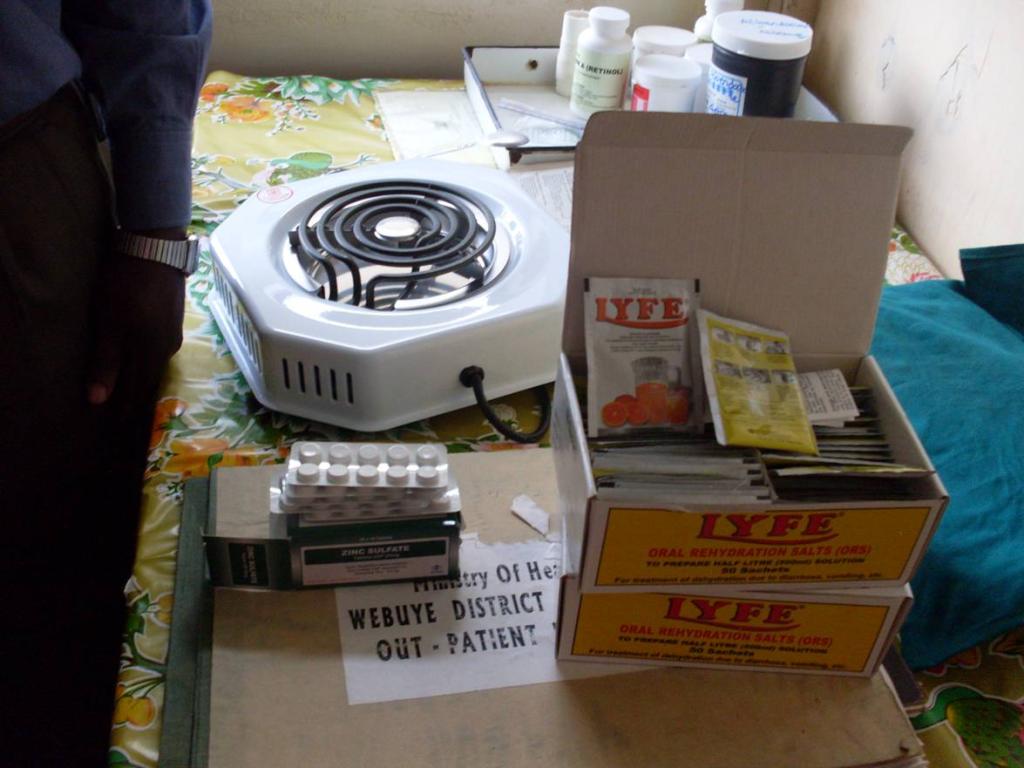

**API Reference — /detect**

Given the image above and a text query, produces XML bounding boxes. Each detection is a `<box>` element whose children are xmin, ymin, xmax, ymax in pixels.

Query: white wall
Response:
<box><xmin>807</xmin><ymin>0</ymin><xmax>1024</xmax><ymax>278</ymax></box>
<box><xmin>210</xmin><ymin>0</ymin><xmax>690</xmax><ymax>79</ymax></box>
<box><xmin>208</xmin><ymin>0</ymin><xmax>1022</xmax><ymax>278</ymax></box>
<box><xmin>207</xmin><ymin>0</ymin><xmax>818</xmax><ymax>79</ymax></box>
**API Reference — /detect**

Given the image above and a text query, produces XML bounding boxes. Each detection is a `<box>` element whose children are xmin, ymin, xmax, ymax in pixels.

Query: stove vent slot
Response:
<box><xmin>212</xmin><ymin>264</ymin><xmax>263</xmax><ymax>374</ymax></box>
<box><xmin>280</xmin><ymin>359</ymin><xmax>352</xmax><ymax>404</ymax></box>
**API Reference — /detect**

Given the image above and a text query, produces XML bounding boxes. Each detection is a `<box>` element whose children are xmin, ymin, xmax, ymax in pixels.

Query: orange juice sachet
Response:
<box><xmin>584</xmin><ymin>277</ymin><xmax>703</xmax><ymax>438</ymax></box>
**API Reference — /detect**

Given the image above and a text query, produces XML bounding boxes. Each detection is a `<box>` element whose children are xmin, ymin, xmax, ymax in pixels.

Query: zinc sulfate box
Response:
<box><xmin>204</xmin><ymin>445</ymin><xmax>464</xmax><ymax>589</ymax></box>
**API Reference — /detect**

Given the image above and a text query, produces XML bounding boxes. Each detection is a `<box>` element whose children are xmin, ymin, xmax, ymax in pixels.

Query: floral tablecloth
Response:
<box><xmin>109</xmin><ymin>72</ymin><xmax>1024</xmax><ymax>768</ymax></box>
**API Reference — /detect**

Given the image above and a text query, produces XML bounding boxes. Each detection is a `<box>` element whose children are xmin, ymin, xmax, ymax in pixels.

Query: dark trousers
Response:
<box><xmin>0</xmin><ymin>86</ymin><xmax>158</xmax><ymax>766</ymax></box>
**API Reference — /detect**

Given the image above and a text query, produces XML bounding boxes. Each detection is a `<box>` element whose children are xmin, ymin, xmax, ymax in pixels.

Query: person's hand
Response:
<box><xmin>87</xmin><ymin>229</ymin><xmax>187</xmax><ymax>412</ymax></box>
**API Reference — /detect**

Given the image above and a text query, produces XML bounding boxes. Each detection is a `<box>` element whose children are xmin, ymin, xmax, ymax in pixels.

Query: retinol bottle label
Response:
<box><xmin>571</xmin><ymin>48</ymin><xmax>631</xmax><ymax>115</ymax></box>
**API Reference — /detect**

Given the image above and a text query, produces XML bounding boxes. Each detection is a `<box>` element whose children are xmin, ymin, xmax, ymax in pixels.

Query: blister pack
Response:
<box><xmin>274</xmin><ymin>442</ymin><xmax>460</xmax><ymax>526</ymax></box>
<box><xmin>283</xmin><ymin>442</ymin><xmax>450</xmax><ymax>495</ymax></box>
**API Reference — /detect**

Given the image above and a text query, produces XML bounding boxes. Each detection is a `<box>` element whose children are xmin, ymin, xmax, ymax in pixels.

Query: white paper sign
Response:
<box><xmin>336</xmin><ymin>537</ymin><xmax>642</xmax><ymax>704</ymax></box>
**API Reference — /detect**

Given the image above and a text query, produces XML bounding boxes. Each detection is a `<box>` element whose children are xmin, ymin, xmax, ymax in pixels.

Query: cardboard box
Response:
<box><xmin>552</xmin><ymin>112</ymin><xmax>948</xmax><ymax>593</ymax></box>
<box><xmin>557</xmin><ymin>575</ymin><xmax>912</xmax><ymax>676</ymax></box>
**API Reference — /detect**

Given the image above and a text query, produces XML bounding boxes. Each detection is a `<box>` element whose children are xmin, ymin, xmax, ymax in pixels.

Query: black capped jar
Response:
<box><xmin>706</xmin><ymin>10</ymin><xmax>813</xmax><ymax>118</ymax></box>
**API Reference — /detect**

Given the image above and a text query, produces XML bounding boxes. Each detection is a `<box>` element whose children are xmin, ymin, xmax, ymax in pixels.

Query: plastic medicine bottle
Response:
<box><xmin>556</xmin><ymin>10</ymin><xmax>591</xmax><ymax>97</ymax></box>
<box><xmin>684</xmin><ymin>43</ymin><xmax>714</xmax><ymax>112</ymax></box>
<box><xmin>707</xmin><ymin>10</ymin><xmax>813</xmax><ymax>117</ymax></box>
<box><xmin>694</xmin><ymin>0</ymin><xmax>743</xmax><ymax>42</ymax></box>
<box><xmin>628</xmin><ymin>26</ymin><xmax>697</xmax><ymax>104</ymax></box>
<box><xmin>631</xmin><ymin>55</ymin><xmax>702</xmax><ymax>113</ymax></box>
<box><xmin>570</xmin><ymin>7</ymin><xmax>632</xmax><ymax>118</ymax></box>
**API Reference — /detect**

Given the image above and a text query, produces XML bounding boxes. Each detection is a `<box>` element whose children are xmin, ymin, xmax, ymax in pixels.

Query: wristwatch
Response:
<box><xmin>114</xmin><ymin>231</ymin><xmax>200</xmax><ymax>275</ymax></box>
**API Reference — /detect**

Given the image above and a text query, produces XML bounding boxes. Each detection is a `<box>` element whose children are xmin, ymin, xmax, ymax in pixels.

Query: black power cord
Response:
<box><xmin>459</xmin><ymin>366</ymin><xmax>551</xmax><ymax>444</ymax></box>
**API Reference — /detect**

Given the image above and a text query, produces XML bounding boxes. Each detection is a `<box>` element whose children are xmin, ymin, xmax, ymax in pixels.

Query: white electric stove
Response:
<box><xmin>208</xmin><ymin>159</ymin><xmax>570</xmax><ymax>431</ymax></box>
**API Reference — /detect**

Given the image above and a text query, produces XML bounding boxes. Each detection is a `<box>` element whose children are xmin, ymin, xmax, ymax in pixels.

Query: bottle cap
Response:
<box><xmin>712</xmin><ymin>11</ymin><xmax>813</xmax><ymax>61</ymax></box>
<box><xmin>634</xmin><ymin>55</ymin><xmax>703</xmax><ymax>91</ymax></box>
<box><xmin>588</xmin><ymin>6</ymin><xmax>630</xmax><ymax>37</ymax></box>
<box><xmin>685</xmin><ymin>42</ymin><xmax>714</xmax><ymax>68</ymax></box>
<box><xmin>633</xmin><ymin>26</ymin><xmax>697</xmax><ymax>56</ymax></box>
<box><xmin>706</xmin><ymin>0</ymin><xmax>743</xmax><ymax>14</ymax></box>
<box><xmin>561</xmin><ymin>9</ymin><xmax>590</xmax><ymax>42</ymax></box>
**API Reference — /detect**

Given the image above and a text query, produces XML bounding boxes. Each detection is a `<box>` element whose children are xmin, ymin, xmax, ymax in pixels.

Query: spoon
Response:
<box><xmin>424</xmin><ymin>130</ymin><xmax>530</xmax><ymax>158</ymax></box>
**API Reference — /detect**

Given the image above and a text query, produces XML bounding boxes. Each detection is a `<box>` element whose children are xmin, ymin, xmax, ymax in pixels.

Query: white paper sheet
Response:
<box><xmin>512</xmin><ymin>164</ymin><xmax>574</xmax><ymax>231</ymax></box>
<box><xmin>798</xmin><ymin>369</ymin><xmax>860</xmax><ymax>426</ymax></box>
<box><xmin>373</xmin><ymin>89</ymin><xmax>495</xmax><ymax>166</ymax></box>
<box><xmin>510</xmin><ymin>494</ymin><xmax>550</xmax><ymax>536</ymax></box>
<box><xmin>336</xmin><ymin>536</ymin><xmax>641</xmax><ymax>704</ymax></box>
<box><xmin>486</xmin><ymin>85</ymin><xmax>585</xmax><ymax>147</ymax></box>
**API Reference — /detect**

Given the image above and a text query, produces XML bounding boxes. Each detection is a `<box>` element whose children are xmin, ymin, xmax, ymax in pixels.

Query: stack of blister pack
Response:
<box><xmin>269</xmin><ymin>442</ymin><xmax>463</xmax><ymax>587</ymax></box>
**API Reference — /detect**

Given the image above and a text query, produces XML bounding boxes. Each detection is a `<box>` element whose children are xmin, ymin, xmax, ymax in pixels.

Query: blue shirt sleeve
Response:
<box><xmin>64</xmin><ymin>0</ymin><xmax>212</xmax><ymax>231</ymax></box>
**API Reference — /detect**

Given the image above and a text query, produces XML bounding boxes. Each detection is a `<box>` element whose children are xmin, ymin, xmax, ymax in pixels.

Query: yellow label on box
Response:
<box><xmin>596</xmin><ymin>506</ymin><xmax>932</xmax><ymax>586</ymax></box>
<box><xmin>571</xmin><ymin>592</ymin><xmax>889</xmax><ymax>673</ymax></box>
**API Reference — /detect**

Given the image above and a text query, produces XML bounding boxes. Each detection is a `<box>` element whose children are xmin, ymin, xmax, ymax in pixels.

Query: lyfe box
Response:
<box><xmin>552</xmin><ymin>112</ymin><xmax>948</xmax><ymax>594</ymax></box>
<box><xmin>557</xmin><ymin>575</ymin><xmax>912</xmax><ymax>676</ymax></box>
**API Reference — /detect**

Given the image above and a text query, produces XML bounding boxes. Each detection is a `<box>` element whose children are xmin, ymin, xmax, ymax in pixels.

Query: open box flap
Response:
<box><xmin>561</xmin><ymin>113</ymin><xmax>912</xmax><ymax>361</ymax></box>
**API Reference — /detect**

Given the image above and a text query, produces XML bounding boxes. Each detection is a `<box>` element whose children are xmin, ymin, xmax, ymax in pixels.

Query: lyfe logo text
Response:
<box><xmin>697</xmin><ymin>512</ymin><xmax>840</xmax><ymax>545</ymax></box>
<box><xmin>663</xmin><ymin>597</ymin><xmax>802</xmax><ymax>632</ymax></box>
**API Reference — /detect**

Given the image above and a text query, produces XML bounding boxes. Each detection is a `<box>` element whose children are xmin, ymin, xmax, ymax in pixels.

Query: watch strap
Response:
<box><xmin>115</xmin><ymin>231</ymin><xmax>199</xmax><ymax>275</ymax></box>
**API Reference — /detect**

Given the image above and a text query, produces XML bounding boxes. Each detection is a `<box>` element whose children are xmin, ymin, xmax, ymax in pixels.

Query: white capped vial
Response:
<box><xmin>386</xmin><ymin>464</ymin><xmax>409</xmax><ymax>484</ymax></box>
<box><xmin>326</xmin><ymin>464</ymin><xmax>348</xmax><ymax>484</ymax></box>
<box><xmin>357</xmin><ymin>444</ymin><xmax>381</xmax><ymax>465</ymax></box>
<box><xmin>328</xmin><ymin>444</ymin><xmax>352</xmax><ymax>465</ymax></box>
<box><xmin>298</xmin><ymin>443</ymin><xmax>322</xmax><ymax>464</ymax></box>
<box><xmin>297</xmin><ymin>463</ymin><xmax>320</xmax><ymax>483</ymax></box>
<box><xmin>386</xmin><ymin>444</ymin><xmax>411</xmax><ymax>465</ymax></box>
<box><xmin>357</xmin><ymin>464</ymin><xmax>379</xmax><ymax>484</ymax></box>
<box><xmin>415</xmin><ymin>445</ymin><xmax>439</xmax><ymax>466</ymax></box>
<box><xmin>416</xmin><ymin>465</ymin><xmax>440</xmax><ymax>485</ymax></box>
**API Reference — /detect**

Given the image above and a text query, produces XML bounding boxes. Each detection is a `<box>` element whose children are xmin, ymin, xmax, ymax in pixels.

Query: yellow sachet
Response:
<box><xmin>698</xmin><ymin>310</ymin><xmax>817</xmax><ymax>454</ymax></box>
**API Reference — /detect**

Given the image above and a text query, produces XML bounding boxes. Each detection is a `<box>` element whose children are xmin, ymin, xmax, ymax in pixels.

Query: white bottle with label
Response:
<box><xmin>556</xmin><ymin>10</ymin><xmax>591</xmax><ymax>98</ymax></box>
<box><xmin>694</xmin><ymin>0</ymin><xmax>743</xmax><ymax>42</ymax></box>
<box><xmin>627</xmin><ymin>26</ymin><xmax>698</xmax><ymax>107</ymax></box>
<box><xmin>570</xmin><ymin>7</ymin><xmax>632</xmax><ymax>118</ymax></box>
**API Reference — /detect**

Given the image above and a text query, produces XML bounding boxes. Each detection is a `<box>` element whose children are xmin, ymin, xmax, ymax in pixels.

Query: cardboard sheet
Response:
<box><xmin>208</xmin><ymin>449</ymin><xmax>921</xmax><ymax>768</ymax></box>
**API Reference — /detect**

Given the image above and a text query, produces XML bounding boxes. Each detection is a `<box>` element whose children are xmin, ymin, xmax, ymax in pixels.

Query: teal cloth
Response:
<box><xmin>871</xmin><ymin>280</ymin><xmax>1024</xmax><ymax>668</ymax></box>
<box><xmin>961</xmin><ymin>243</ymin><xmax>1024</xmax><ymax>334</ymax></box>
